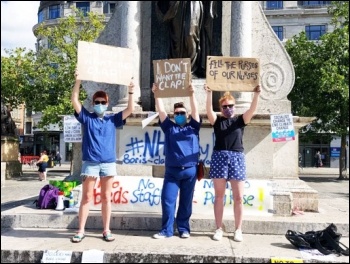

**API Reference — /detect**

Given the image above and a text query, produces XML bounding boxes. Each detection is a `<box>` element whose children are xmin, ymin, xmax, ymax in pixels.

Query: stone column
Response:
<box><xmin>113</xmin><ymin>1</ymin><xmax>142</xmax><ymax>112</ymax></box>
<box><xmin>230</xmin><ymin>1</ymin><xmax>253</xmax><ymax>111</ymax></box>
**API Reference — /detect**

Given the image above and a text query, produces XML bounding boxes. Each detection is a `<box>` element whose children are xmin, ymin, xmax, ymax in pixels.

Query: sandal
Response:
<box><xmin>102</xmin><ymin>231</ymin><xmax>115</xmax><ymax>242</ymax></box>
<box><xmin>71</xmin><ymin>233</ymin><xmax>85</xmax><ymax>243</ymax></box>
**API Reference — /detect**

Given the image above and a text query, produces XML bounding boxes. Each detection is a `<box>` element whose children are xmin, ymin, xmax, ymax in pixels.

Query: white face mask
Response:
<box><xmin>93</xmin><ymin>104</ymin><xmax>107</xmax><ymax>115</ymax></box>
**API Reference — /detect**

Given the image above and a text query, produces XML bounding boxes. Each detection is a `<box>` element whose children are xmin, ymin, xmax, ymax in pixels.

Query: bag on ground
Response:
<box><xmin>285</xmin><ymin>223</ymin><xmax>349</xmax><ymax>256</ymax></box>
<box><xmin>34</xmin><ymin>184</ymin><xmax>59</xmax><ymax>209</ymax></box>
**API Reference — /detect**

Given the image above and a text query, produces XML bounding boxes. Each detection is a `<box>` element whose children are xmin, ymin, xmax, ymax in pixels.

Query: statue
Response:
<box><xmin>1</xmin><ymin>99</ymin><xmax>17</xmax><ymax>136</ymax></box>
<box><xmin>156</xmin><ymin>1</ymin><xmax>218</xmax><ymax>78</ymax></box>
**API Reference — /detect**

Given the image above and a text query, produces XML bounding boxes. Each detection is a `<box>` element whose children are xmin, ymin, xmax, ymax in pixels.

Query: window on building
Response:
<box><xmin>103</xmin><ymin>2</ymin><xmax>116</xmax><ymax>14</ymax></box>
<box><xmin>298</xmin><ymin>1</ymin><xmax>331</xmax><ymax>8</ymax></box>
<box><xmin>272</xmin><ymin>26</ymin><xmax>284</xmax><ymax>40</ymax></box>
<box><xmin>38</xmin><ymin>10</ymin><xmax>45</xmax><ymax>23</ymax></box>
<box><xmin>25</xmin><ymin>122</ymin><xmax>32</xmax><ymax>134</ymax></box>
<box><xmin>49</xmin><ymin>5</ymin><xmax>60</xmax><ymax>19</ymax></box>
<box><xmin>305</xmin><ymin>25</ymin><xmax>326</xmax><ymax>40</ymax></box>
<box><xmin>266</xmin><ymin>1</ymin><xmax>283</xmax><ymax>10</ymax></box>
<box><xmin>76</xmin><ymin>2</ymin><xmax>90</xmax><ymax>16</ymax></box>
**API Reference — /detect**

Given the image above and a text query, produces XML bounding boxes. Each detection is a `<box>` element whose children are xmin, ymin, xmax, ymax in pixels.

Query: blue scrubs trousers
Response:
<box><xmin>160</xmin><ymin>166</ymin><xmax>197</xmax><ymax>237</ymax></box>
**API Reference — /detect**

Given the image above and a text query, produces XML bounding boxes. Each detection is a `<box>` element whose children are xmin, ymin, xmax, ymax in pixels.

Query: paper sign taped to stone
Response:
<box><xmin>41</xmin><ymin>250</ymin><xmax>72</xmax><ymax>263</ymax></box>
<box><xmin>206</xmin><ymin>56</ymin><xmax>260</xmax><ymax>91</ymax></box>
<box><xmin>270</xmin><ymin>113</ymin><xmax>295</xmax><ymax>142</ymax></box>
<box><xmin>77</xmin><ymin>41</ymin><xmax>133</xmax><ymax>85</ymax></box>
<box><xmin>64</xmin><ymin>115</ymin><xmax>82</xmax><ymax>142</ymax></box>
<box><xmin>153</xmin><ymin>58</ymin><xmax>191</xmax><ymax>98</ymax></box>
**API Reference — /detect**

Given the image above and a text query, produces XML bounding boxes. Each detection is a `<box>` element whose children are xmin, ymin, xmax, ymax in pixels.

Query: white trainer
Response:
<box><xmin>153</xmin><ymin>232</ymin><xmax>167</xmax><ymax>239</ymax></box>
<box><xmin>233</xmin><ymin>229</ymin><xmax>243</xmax><ymax>242</ymax></box>
<box><xmin>180</xmin><ymin>232</ymin><xmax>190</xmax><ymax>238</ymax></box>
<box><xmin>213</xmin><ymin>228</ymin><xmax>223</xmax><ymax>241</ymax></box>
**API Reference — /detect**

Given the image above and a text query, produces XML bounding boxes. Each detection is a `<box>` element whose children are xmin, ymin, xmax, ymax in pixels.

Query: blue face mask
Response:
<box><xmin>174</xmin><ymin>115</ymin><xmax>187</xmax><ymax>126</ymax></box>
<box><xmin>93</xmin><ymin>104</ymin><xmax>107</xmax><ymax>115</ymax></box>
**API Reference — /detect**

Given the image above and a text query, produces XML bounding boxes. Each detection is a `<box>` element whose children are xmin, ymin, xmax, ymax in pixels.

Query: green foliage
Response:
<box><xmin>1</xmin><ymin>8</ymin><xmax>105</xmax><ymax>129</ymax></box>
<box><xmin>286</xmin><ymin>1</ymin><xmax>349</xmax><ymax>137</ymax></box>
<box><xmin>286</xmin><ymin>1</ymin><xmax>349</xmax><ymax>177</ymax></box>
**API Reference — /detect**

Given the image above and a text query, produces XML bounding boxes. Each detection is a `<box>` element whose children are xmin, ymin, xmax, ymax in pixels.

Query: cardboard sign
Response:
<box><xmin>153</xmin><ymin>58</ymin><xmax>191</xmax><ymax>98</ymax></box>
<box><xmin>64</xmin><ymin>115</ymin><xmax>82</xmax><ymax>142</ymax></box>
<box><xmin>77</xmin><ymin>41</ymin><xmax>133</xmax><ymax>85</ymax></box>
<box><xmin>206</xmin><ymin>56</ymin><xmax>260</xmax><ymax>91</ymax></box>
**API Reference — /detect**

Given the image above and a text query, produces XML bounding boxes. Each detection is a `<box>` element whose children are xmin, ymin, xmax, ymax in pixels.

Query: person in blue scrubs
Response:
<box><xmin>70</xmin><ymin>70</ymin><xmax>135</xmax><ymax>243</ymax></box>
<box><xmin>152</xmin><ymin>82</ymin><xmax>201</xmax><ymax>239</ymax></box>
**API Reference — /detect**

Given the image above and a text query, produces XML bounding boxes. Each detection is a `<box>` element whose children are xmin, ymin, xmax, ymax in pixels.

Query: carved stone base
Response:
<box><xmin>271</xmin><ymin>179</ymin><xmax>318</xmax><ymax>216</ymax></box>
<box><xmin>1</xmin><ymin>136</ymin><xmax>22</xmax><ymax>180</ymax></box>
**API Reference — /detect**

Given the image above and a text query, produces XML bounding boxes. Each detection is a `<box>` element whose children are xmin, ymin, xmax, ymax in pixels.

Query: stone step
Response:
<box><xmin>1</xmin><ymin>228</ymin><xmax>349</xmax><ymax>263</ymax></box>
<box><xmin>1</xmin><ymin>198</ymin><xmax>349</xmax><ymax>236</ymax></box>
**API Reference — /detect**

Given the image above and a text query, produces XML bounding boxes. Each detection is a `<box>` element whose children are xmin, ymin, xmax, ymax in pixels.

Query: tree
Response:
<box><xmin>1</xmin><ymin>8</ymin><xmax>105</xmax><ymax>129</ymax></box>
<box><xmin>285</xmin><ymin>1</ymin><xmax>349</xmax><ymax>179</ymax></box>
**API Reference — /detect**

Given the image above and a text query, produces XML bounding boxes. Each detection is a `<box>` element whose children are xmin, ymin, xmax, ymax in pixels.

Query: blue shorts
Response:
<box><xmin>81</xmin><ymin>161</ymin><xmax>117</xmax><ymax>178</ymax></box>
<box><xmin>209</xmin><ymin>150</ymin><xmax>246</xmax><ymax>181</ymax></box>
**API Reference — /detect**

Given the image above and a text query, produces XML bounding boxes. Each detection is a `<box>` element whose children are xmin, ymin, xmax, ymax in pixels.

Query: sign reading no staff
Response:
<box><xmin>206</xmin><ymin>56</ymin><xmax>260</xmax><ymax>91</ymax></box>
<box><xmin>153</xmin><ymin>58</ymin><xmax>191</xmax><ymax>98</ymax></box>
<box><xmin>77</xmin><ymin>41</ymin><xmax>134</xmax><ymax>85</ymax></box>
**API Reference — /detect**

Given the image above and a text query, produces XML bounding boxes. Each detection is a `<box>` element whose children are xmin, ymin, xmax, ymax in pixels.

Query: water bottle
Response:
<box><xmin>56</xmin><ymin>191</ymin><xmax>65</xmax><ymax>211</ymax></box>
<box><xmin>69</xmin><ymin>192</ymin><xmax>74</xmax><ymax>208</ymax></box>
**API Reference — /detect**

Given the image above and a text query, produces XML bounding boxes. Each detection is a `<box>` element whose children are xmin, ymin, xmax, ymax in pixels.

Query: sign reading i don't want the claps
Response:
<box><xmin>153</xmin><ymin>58</ymin><xmax>192</xmax><ymax>98</ymax></box>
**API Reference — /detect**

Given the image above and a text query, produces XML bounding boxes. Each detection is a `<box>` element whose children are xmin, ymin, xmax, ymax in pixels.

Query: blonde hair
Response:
<box><xmin>219</xmin><ymin>92</ymin><xmax>235</xmax><ymax>105</ymax></box>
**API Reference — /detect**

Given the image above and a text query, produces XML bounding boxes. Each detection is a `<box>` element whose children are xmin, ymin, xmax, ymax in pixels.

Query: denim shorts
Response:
<box><xmin>81</xmin><ymin>161</ymin><xmax>117</xmax><ymax>178</ymax></box>
<box><xmin>209</xmin><ymin>150</ymin><xmax>246</xmax><ymax>181</ymax></box>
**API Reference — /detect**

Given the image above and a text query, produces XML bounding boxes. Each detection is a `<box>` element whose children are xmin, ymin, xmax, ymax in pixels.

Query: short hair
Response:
<box><xmin>174</xmin><ymin>102</ymin><xmax>186</xmax><ymax>111</ymax></box>
<box><xmin>219</xmin><ymin>92</ymin><xmax>235</xmax><ymax>105</ymax></box>
<box><xmin>93</xmin><ymin>91</ymin><xmax>109</xmax><ymax>102</ymax></box>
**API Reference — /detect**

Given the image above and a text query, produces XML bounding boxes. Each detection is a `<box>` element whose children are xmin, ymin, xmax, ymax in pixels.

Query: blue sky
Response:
<box><xmin>1</xmin><ymin>1</ymin><xmax>40</xmax><ymax>56</ymax></box>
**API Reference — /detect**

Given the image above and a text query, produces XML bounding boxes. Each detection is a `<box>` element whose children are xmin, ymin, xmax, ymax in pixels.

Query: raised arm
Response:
<box><xmin>204</xmin><ymin>84</ymin><xmax>217</xmax><ymax>125</ymax></box>
<box><xmin>243</xmin><ymin>85</ymin><xmax>261</xmax><ymax>124</ymax></box>
<box><xmin>152</xmin><ymin>83</ymin><xmax>167</xmax><ymax>123</ymax></box>
<box><xmin>188</xmin><ymin>83</ymin><xmax>200</xmax><ymax>122</ymax></box>
<box><xmin>71</xmin><ymin>70</ymin><xmax>82</xmax><ymax>114</ymax></box>
<box><xmin>122</xmin><ymin>81</ymin><xmax>135</xmax><ymax>120</ymax></box>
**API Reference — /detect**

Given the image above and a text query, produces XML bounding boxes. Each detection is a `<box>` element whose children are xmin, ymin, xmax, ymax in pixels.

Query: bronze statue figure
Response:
<box><xmin>156</xmin><ymin>1</ymin><xmax>217</xmax><ymax>78</ymax></box>
<box><xmin>1</xmin><ymin>99</ymin><xmax>17</xmax><ymax>136</ymax></box>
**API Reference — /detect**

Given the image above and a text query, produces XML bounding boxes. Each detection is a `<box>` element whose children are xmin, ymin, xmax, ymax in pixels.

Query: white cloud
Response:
<box><xmin>1</xmin><ymin>1</ymin><xmax>40</xmax><ymax>56</ymax></box>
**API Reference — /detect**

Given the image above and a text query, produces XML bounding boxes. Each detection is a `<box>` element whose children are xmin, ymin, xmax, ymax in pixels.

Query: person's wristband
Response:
<box><xmin>128</xmin><ymin>92</ymin><xmax>133</xmax><ymax>94</ymax></box>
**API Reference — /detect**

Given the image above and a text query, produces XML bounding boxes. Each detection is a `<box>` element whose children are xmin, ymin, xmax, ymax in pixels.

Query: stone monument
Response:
<box><xmin>71</xmin><ymin>1</ymin><xmax>316</xmax><ymax>215</ymax></box>
<box><xmin>1</xmin><ymin>99</ymin><xmax>22</xmax><ymax>184</ymax></box>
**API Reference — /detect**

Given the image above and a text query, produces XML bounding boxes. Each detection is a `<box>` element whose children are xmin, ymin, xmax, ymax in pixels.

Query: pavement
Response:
<box><xmin>1</xmin><ymin>164</ymin><xmax>349</xmax><ymax>263</ymax></box>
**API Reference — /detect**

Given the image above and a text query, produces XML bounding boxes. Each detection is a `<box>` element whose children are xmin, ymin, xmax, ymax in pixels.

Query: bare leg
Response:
<box><xmin>213</xmin><ymin>178</ymin><xmax>227</xmax><ymax>229</ymax></box>
<box><xmin>100</xmin><ymin>176</ymin><xmax>114</xmax><ymax>233</ymax></box>
<box><xmin>76</xmin><ymin>177</ymin><xmax>96</xmax><ymax>234</ymax></box>
<box><xmin>230</xmin><ymin>180</ymin><xmax>244</xmax><ymax>230</ymax></box>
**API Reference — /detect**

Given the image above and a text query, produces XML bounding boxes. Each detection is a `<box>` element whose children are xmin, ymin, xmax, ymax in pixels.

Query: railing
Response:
<box><xmin>21</xmin><ymin>156</ymin><xmax>40</xmax><ymax>164</ymax></box>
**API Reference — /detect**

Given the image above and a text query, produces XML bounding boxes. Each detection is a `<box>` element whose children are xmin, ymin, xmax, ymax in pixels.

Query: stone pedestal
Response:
<box><xmin>1</xmin><ymin>136</ymin><xmax>22</xmax><ymax>180</ymax></box>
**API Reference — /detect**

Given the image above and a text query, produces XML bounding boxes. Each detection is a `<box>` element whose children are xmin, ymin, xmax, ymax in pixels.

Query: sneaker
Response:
<box><xmin>233</xmin><ymin>229</ymin><xmax>243</xmax><ymax>242</ymax></box>
<box><xmin>153</xmin><ymin>232</ymin><xmax>167</xmax><ymax>239</ymax></box>
<box><xmin>213</xmin><ymin>228</ymin><xmax>223</xmax><ymax>241</ymax></box>
<box><xmin>180</xmin><ymin>232</ymin><xmax>190</xmax><ymax>238</ymax></box>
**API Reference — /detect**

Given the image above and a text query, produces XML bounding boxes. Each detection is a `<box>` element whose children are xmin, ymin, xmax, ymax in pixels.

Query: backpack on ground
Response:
<box><xmin>285</xmin><ymin>223</ymin><xmax>349</xmax><ymax>256</ymax></box>
<box><xmin>34</xmin><ymin>184</ymin><xmax>59</xmax><ymax>209</ymax></box>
